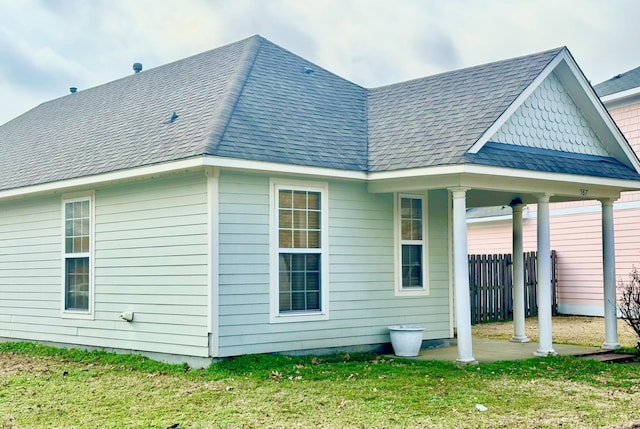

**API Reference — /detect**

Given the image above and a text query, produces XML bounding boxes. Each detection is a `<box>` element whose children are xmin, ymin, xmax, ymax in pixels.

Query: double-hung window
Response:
<box><xmin>62</xmin><ymin>195</ymin><xmax>93</xmax><ymax>316</ymax></box>
<box><xmin>272</xmin><ymin>180</ymin><xmax>328</xmax><ymax>322</ymax></box>
<box><xmin>396</xmin><ymin>193</ymin><xmax>428</xmax><ymax>294</ymax></box>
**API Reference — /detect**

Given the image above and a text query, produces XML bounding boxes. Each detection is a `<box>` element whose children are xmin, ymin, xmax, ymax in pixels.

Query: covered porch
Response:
<box><xmin>368</xmin><ymin>167</ymin><xmax>634</xmax><ymax>364</ymax></box>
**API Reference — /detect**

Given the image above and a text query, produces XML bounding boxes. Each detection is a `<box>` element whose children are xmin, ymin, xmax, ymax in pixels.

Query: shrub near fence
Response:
<box><xmin>468</xmin><ymin>250</ymin><xmax>558</xmax><ymax>324</ymax></box>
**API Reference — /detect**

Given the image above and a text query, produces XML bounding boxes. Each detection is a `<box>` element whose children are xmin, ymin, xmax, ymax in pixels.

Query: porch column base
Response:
<box><xmin>533</xmin><ymin>348</ymin><xmax>557</xmax><ymax>357</ymax></box>
<box><xmin>602</xmin><ymin>342</ymin><xmax>620</xmax><ymax>350</ymax></box>
<box><xmin>456</xmin><ymin>357</ymin><xmax>478</xmax><ymax>365</ymax></box>
<box><xmin>510</xmin><ymin>335</ymin><xmax>530</xmax><ymax>343</ymax></box>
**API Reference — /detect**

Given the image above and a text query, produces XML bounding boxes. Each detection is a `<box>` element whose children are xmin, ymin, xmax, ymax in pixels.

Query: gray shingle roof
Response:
<box><xmin>0</xmin><ymin>35</ymin><xmax>367</xmax><ymax>192</ymax></box>
<box><xmin>0</xmin><ymin>36</ymin><xmax>638</xmax><ymax>192</ymax></box>
<box><xmin>0</xmin><ymin>36</ymin><xmax>254</xmax><ymax>191</ymax></box>
<box><xmin>212</xmin><ymin>38</ymin><xmax>367</xmax><ymax>170</ymax></box>
<box><xmin>367</xmin><ymin>48</ymin><xmax>563</xmax><ymax>171</ymax></box>
<box><xmin>468</xmin><ymin>142</ymin><xmax>640</xmax><ymax>180</ymax></box>
<box><xmin>594</xmin><ymin>66</ymin><xmax>640</xmax><ymax>97</ymax></box>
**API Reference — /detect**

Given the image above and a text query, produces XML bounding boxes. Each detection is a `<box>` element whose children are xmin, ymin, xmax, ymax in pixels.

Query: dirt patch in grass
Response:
<box><xmin>473</xmin><ymin>316</ymin><xmax>638</xmax><ymax>348</ymax></box>
<box><xmin>0</xmin><ymin>353</ymin><xmax>60</xmax><ymax>375</ymax></box>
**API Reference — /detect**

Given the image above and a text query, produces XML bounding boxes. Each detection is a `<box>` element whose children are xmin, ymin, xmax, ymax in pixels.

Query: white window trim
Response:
<box><xmin>394</xmin><ymin>192</ymin><xmax>429</xmax><ymax>296</ymax></box>
<box><xmin>61</xmin><ymin>191</ymin><xmax>95</xmax><ymax>320</ymax></box>
<box><xmin>269</xmin><ymin>178</ymin><xmax>329</xmax><ymax>323</ymax></box>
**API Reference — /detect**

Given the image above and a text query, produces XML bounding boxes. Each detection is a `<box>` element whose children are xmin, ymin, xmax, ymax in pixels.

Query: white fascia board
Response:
<box><xmin>601</xmin><ymin>86</ymin><xmax>640</xmax><ymax>105</ymax></box>
<box><xmin>0</xmin><ymin>156</ymin><xmax>367</xmax><ymax>202</ymax></box>
<box><xmin>463</xmin><ymin>164</ymin><xmax>640</xmax><ymax>189</ymax></box>
<box><xmin>201</xmin><ymin>156</ymin><xmax>367</xmax><ymax>180</ymax></box>
<box><xmin>369</xmin><ymin>163</ymin><xmax>640</xmax><ymax>191</ymax></box>
<box><xmin>0</xmin><ymin>158</ymin><xmax>205</xmax><ymax>201</ymax></box>
<box><xmin>467</xmin><ymin>50</ymin><xmax>566</xmax><ymax>154</ymax></box>
<box><xmin>466</xmin><ymin>214</ymin><xmax>512</xmax><ymax>224</ymax></box>
<box><xmin>555</xmin><ymin>55</ymin><xmax>640</xmax><ymax>173</ymax></box>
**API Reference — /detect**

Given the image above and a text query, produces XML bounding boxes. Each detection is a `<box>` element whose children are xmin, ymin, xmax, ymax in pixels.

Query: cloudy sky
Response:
<box><xmin>1</xmin><ymin>0</ymin><xmax>638</xmax><ymax>125</ymax></box>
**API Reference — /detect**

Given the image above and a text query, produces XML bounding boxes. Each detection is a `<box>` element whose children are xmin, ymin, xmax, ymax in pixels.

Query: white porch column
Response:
<box><xmin>510</xmin><ymin>202</ymin><xmax>530</xmax><ymax>343</ymax></box>
<box><xmin>450</xmin><ymin>188</ymin><xmax>477</xmax><ymax>364</ymax></box>
<box><xmin>601</xmin><ymin>199</ymin><xmax>620</xmax><ymax>349</ymax></box>
<box><xmin>534</xmin><ymin>194</ymin><xmax>556</xmax><ymax>356</ymax></box>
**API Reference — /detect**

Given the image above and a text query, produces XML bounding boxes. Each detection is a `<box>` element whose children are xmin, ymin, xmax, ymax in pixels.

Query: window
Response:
<box><xmin>396</xmin><ymin>194</ymin><xmax>428</xmax><ymax>294</ymax></box>
<box><xmin>62</xmin><ymin>195</ymin><xmax>93</xmax><ymax>315</ymax></box>
<box><xmin>271</xmin><ymin>180</ymin><xmax>328</xmax><ymax>322</ymax></box>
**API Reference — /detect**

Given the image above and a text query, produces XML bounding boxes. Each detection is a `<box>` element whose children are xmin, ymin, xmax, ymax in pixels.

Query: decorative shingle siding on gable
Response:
<box><xmin>490</xmin><ymin>72</ymin><xmax>610</xmax><ymax>157</ymax></box>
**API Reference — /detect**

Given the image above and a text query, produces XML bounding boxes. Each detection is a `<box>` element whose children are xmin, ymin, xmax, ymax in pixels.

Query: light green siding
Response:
<box><xmin>0</xmin><ymin>173</ymin><xmax>210</xmax><ymax>357</ymax></box>
<box><xmin>218</xmin><ymin>172</ymin><xmax>451</xmax><ymax>356</ymax></box>
<box><xmin>2</xmin><ymin>168</ymin><xmax>451</xmax><ymax>359</ymax></box>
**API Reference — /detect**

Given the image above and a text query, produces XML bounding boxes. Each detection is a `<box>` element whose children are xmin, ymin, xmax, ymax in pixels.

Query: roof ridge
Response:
<box><xmin>204</xmin><ymin>36</ymin><xmax>264</xmax><ymax>153</ymax></box>
<box><xmin>370</xmin><ymin>46</ymin><xmax>565</xmax><ymax>92</ymax></box>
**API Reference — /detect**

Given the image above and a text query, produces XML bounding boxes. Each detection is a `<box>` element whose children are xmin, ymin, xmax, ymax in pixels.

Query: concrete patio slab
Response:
<box><xmin>409</xmin><ymin>338</ymin><xmax>600</xmax><ymax>363</ymax></box>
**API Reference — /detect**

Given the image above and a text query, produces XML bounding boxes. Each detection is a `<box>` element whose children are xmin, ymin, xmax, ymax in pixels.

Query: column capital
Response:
<box><xmin>511</xmin><ymin>204</ymin><xmax>524</xmax><ymax>214</ymax></box>
<box><xmin>599</xmin><ymin>198</ymin><xmax>616</xmax><ymax>207</ymax></box>
<box><xmin>448</xmin><ymin>187</ymin><xmax>470</xmax><ymax>197</ymax></box>
<box><xmin>536</xmin><ymin>193</ymin><xmax>553</xmax><ymax>203</ymax></box>
<box><xmin>509</xmin><ymin>197</ymin><xmax>524</xmax><ymax>208</ymax></box>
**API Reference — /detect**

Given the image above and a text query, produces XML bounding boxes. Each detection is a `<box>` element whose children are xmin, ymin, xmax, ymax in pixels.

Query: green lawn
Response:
<box><xmin>1</xmin><ymin>342</ymin><xmax>640</xmax><ymax>428</ymax></box>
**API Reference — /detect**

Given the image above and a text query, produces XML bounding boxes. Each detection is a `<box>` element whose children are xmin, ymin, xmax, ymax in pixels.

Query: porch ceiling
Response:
<box><xmin>366</xmin><ymin>165</ymin><xmax>640</xmax><ymax>208</ymax></box>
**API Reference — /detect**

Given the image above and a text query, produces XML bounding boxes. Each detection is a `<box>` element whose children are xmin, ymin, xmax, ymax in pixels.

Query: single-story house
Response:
<box><xmin>467</xmin><ymin>66</ymin><xmax>640</xmax><ymax>317</ymax></box>
<box><xmin>1</xmin><ymin>35</ymin><xmax>639</xmax><ymax>366</ymax></box>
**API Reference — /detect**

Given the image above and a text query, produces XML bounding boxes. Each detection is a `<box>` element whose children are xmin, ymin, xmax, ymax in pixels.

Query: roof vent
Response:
<box><xmin>133</xmin><ymin>62</ymin><xmax>143</xmax><ymax>74</ymax></box>
<box><xmin>170</xmin><ymin>111</ymin><xmax>179</xmax><ymax>123</ymax></box>
<box><xmin>303</xmin><ymin>66</ymin><xmax>314</xmax><ymax>75</ymax></box>
<box><xmin>69</xmin><ymin>87</ymin><xmax>77</xmax><ymax>94</ymax></box>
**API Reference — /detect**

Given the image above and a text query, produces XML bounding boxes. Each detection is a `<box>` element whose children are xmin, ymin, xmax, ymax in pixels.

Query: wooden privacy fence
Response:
<box><xmin>468</xmin><ymin>251</ymin><xmax>558</xmax><ymax>324</ymax></box>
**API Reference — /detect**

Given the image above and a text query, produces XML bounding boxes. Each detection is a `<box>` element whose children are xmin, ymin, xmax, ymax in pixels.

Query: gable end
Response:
<box><xmin>489</xmin><ymin>72</ymin><xmax>610</xmax><ymax>157</ymax></box>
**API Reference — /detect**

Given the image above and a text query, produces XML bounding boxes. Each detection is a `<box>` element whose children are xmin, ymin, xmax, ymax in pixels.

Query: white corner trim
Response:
<box><xmin>206</xmin><ymin>167</ymin><xmax>220</xmax><ymax>357</ymax></box>
<box><xmin>467</xmin><ymin>50</ymin><xmax>567</xmax><ymax>154</ymax></box>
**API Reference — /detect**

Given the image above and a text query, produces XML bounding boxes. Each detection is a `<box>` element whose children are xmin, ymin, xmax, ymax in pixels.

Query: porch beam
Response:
<box><xmin>601</xmin><ymin>198</ymin><xmax>620</xmax><ymax>349</ymax></box>
<box><xmin>510</xmin><ymin>201</ymin><xmax>530</xmax><ymax>343</ymax></box>
<box><xmin>450</xmin><ymin>187</ymin><xmax>477</xmax><ymax>364</ymax></box>
<box><xmin>534</xmin><ymin>194</ymin><xmax>557</xmax><ymax>356</ymax></box>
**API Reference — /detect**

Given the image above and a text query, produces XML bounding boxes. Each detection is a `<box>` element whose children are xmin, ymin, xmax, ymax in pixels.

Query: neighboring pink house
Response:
<box><xmin>468</xmin><ymin>66</ymin><xmax>640</xmax><ymax>316</ymax></box>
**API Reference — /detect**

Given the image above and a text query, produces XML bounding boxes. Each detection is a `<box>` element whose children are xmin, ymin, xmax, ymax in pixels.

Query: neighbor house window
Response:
<box><xmin>397</xmin><ymin>194</ymin><xmax>428</xmax><ymax>293</ymax></box>
<box><xmin>271</xmin><ymin>180</ymin><xmax>328</xmax><ymax>322</ymax></box>
<box><xmin>62</xmin><ymin>195</ymin><xmax>93</xmax><ymax>315</ymax></box>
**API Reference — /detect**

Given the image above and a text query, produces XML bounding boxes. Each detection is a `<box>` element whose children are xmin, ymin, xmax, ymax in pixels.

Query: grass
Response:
<box><xmin>473</xmin><ymin>315</ymin><xmax>639</xmax><ymax>348</ymax></box>
<box><xmin>2</xmin><ymin>341</ymin><xmax>640</xmax><ymax>428</ymax></box>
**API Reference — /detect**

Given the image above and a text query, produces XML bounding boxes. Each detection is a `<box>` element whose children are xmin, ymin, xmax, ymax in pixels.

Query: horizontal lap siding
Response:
<box><xmin>217</xmin><ymin>172</ymin><xmax>450</xmax><ymax>356</ymax></box>
<box><xmin>94</xmin><ymin>173</ymin><xmax>209</xmax><ymax>356</ymax></box>
<box><xmin>0</xmin><ymin>173</ymin><xmax>210</xmax><ymax>358</ymax></box>
<box><xmin>0</xmin><ymin>196</ymin><xmax>62</xmax><ymax>335</ymax></box>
